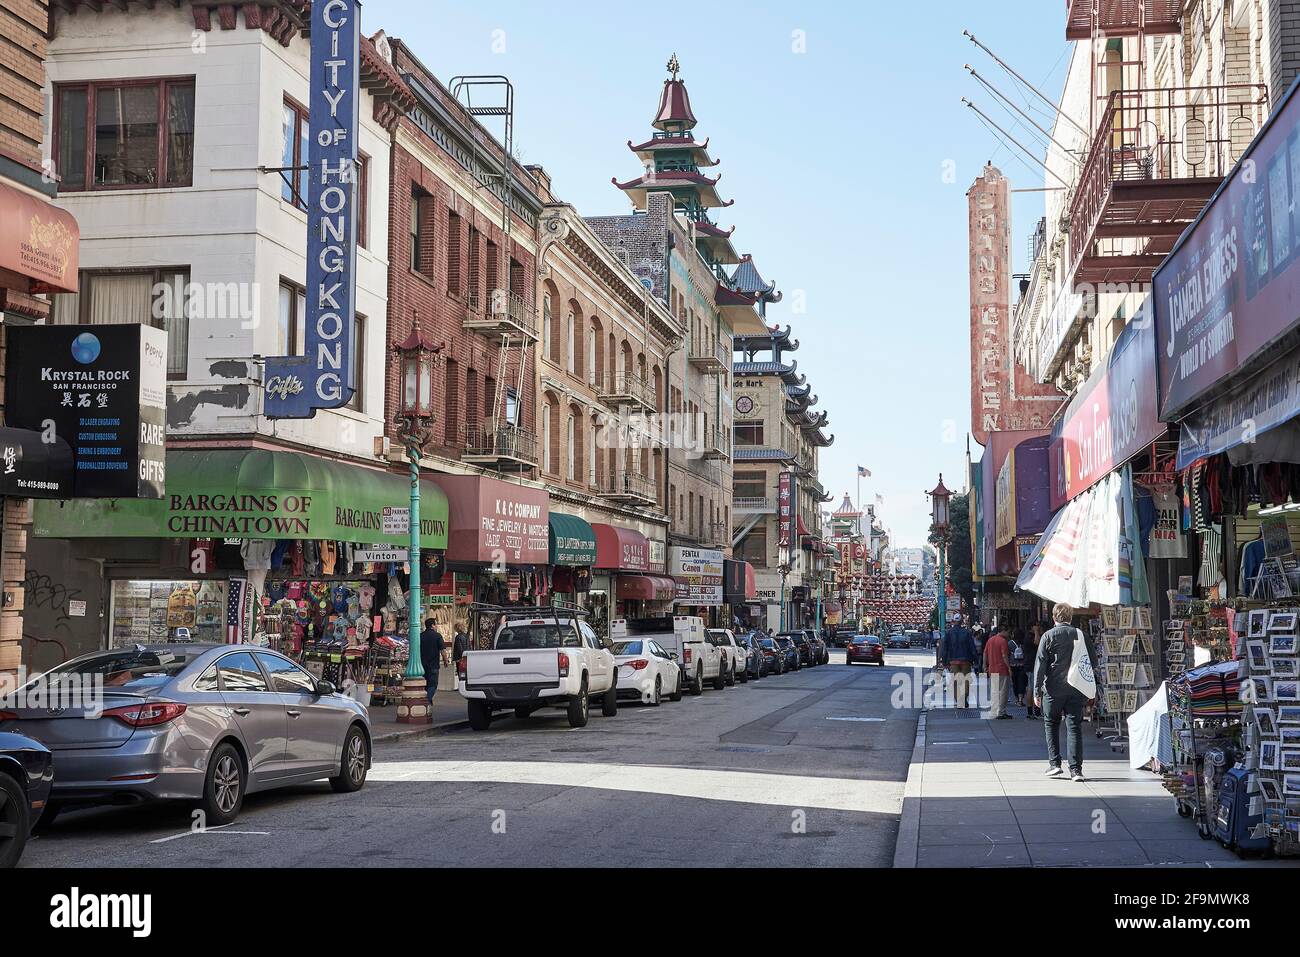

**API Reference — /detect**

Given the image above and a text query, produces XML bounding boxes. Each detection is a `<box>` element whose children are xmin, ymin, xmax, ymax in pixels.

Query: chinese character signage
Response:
<box><xmin>0</xmin><ymin>427</ymin><xmax>73</xmax><ymax>499</ymax></box>
<box><xmin>968</xmin><ymin>165</ymin><xmax>1062</xmax><ymax>442</ymax></box>
<box><xmin>777</xmin><ymin>470</ymin><xmax>797</xmax><ymax>548</ymax></box>
<box><xmin>263</xmin><ymin>0</ymin><xmax>360</xmax><ymax>418</ymax></box>
<box><xmin>5</xmin><ymin>324</ymin><xmax>166</xmax><ymax>498</ymax></box>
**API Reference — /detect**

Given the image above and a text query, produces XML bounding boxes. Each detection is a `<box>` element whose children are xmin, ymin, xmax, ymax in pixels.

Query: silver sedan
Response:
<box><xmin>0</xmin><ymin>644</ymin><xmax>371</xmax><ymax>826</ymax></box>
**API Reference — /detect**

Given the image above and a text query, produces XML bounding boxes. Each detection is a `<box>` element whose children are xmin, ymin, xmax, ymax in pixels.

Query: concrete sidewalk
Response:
<box><xmin>367</xmin><ymin>693</ymin><xmax>468</xmax><ymax>743</ymax></box>
<box><xmin>894</xmin><ymin>698</ymin><xmax>1268</xmax><ymax>868</ymax></box>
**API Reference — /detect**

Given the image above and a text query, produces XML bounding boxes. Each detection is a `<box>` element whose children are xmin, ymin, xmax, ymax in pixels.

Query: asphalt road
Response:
<box><xmin>21</xmin><ymin>649</ymin><xmax>932</xmax><ymax>868</ymax></box>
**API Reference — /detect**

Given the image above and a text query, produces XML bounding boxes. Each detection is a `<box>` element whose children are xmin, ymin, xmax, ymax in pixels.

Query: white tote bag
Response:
<box><xmin>1066</xmin><ymin>627</ymin><xmax>1096</xmax><ymax>698</ymax></box>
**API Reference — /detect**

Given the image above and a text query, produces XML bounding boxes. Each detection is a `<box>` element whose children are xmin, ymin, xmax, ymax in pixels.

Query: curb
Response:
<box><xmin>892</xmin><ymin>710</ymin><xmax>927</xmax><ymax>869</ymax></box>
<box><xmin>372</xmin><ymin>718</ymin><xmax>470</xmax><ymax>744</ymax></box>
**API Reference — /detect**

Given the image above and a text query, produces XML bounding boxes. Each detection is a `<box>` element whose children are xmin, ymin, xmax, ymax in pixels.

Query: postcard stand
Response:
<box><xmin>1092</xmin><ymin>605</ymin><xmax>1158</xmax><ymax>754</ymax></box>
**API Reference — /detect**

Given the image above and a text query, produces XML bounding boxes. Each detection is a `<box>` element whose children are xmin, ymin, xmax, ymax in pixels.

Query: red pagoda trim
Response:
<box><xmin>654</xmin><ymin>78</ymin><xmax>698</xmax><ymax>131</ymax></box>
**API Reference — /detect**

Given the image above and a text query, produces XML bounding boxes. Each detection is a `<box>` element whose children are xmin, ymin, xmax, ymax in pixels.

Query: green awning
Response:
<box><xmin>548</xmin><ymin>512</ymin><xmax>596</xmax><ymax>566</ymax></box>
<box><xmin>33</xmin><ymin>448</ymin><xmax>448</xmax><ymax>549</ymax></box>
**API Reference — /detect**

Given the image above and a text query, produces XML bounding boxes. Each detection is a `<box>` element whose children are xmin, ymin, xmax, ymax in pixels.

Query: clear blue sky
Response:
<box><xmin>365</xmin><ymin>0</ymin><xmax>1071</xmax><ymax>546</ymax></box>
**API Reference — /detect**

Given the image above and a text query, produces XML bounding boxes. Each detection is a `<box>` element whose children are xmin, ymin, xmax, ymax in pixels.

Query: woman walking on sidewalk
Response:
<box><xmin>1024</xmin><ymin>621</ymin><xmax>1044</xmax><ymax>718</ymax></box>
<box><xmin>1010</xmin><ymin>626</ymin><xmax>1029</xmax><ymax>707</ymax></box>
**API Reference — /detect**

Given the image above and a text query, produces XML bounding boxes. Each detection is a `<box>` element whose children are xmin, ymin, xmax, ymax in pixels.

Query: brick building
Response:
<box><xmin>0</xmin><ymin>0</ymin><xmax>80</xmax><ymax>688</ymax></box>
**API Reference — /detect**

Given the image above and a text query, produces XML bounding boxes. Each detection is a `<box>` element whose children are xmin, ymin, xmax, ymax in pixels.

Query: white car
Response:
<box><xmin>707</xmin><ymin>628</ymin><xmax>748</xmax><ymax>684</ymax></box>
<box><xmin>611</xmin><ymin>616</ymin><xmax>723</xmax><ymax>695</ymax></box>
<box><xmin>611</xmin><ymin>637</ymin><xmax>682</xmax><ymax>705</ymax></box>
<box><xmin>457</xmin><ymin>608</ymin><xmax>617</xmax><ymax>730</ymax></box>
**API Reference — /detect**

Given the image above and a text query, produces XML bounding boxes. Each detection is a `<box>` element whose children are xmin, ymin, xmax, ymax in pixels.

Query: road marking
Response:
<box><xmin>369</xmin><ymin>759</ymin><xmax>904</xmax><ymax>814</ymax></box>
<box><xmin>149</xmin><ymin>824</ymin><xmax>270</xmax><ymax>844</ymax></box>
<box><xmin>825</xmin><ymin>716</ymin><xmax>886</xmax><ymax>722</ymax></box>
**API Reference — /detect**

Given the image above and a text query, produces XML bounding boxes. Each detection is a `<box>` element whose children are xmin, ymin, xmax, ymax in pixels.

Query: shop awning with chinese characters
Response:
<box><xmin>616</xmin><ymin>574</ymin><xmax>676</xmax><ymax>602</ymax></box>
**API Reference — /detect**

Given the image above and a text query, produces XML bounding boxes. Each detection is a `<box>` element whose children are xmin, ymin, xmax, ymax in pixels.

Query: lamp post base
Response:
<box><xmin>396</xmin><ymin>678</ymin><xmax>433</xmax><ymax>724</ymax></box>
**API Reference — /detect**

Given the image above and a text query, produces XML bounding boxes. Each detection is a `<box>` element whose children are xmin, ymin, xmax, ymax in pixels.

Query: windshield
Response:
<box><xmin>853</xmin><ymin>636</ymin><xmax>878</xmax><ymax>645</ymax></box>
<box><xmin>34</xmin><ymin>648</ymin><xmax>200</xmax><ymax>693</ymax></box>
<box><xmin>496</xmin><ymin>624</ymin><xmax>579</xmax><ymax>649</ymax></box>
<box><xmin>759</xmin><ymin>638</ymin><xmax>776</xmax><ymax>648</ymax></box>
<box><xmin>611</xmin><ymin>641</ymin><xmax>643</xmax><ymax>656</ymax></box>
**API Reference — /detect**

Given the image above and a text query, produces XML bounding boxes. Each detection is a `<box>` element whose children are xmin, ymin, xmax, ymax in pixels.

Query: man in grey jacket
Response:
<box><xmin>1033</xmin><ymin>602</ymin><xmax>1096</xmax><ymax>782</ymax></box>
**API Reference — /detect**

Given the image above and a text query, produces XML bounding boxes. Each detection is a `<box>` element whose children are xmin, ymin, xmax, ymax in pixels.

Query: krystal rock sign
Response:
<box><xmin>264</xmin><ymin>0</ymin><xmax>361</xmax><ymax>418</ymax></box>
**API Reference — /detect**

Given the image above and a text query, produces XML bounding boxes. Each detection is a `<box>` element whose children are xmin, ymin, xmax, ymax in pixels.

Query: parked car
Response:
<box><xmin>905</xmin><ymin>630</ymin><xmax>924</xmax><ymax>647</ymax></box>
<box><xmin>614</xmin><ymin>616</ymin><xmax>723</xmax><ymax>694</ymax></box>
<box><xmin>846</xmin><ymin>634</ymin><xmax>886</xmax><ymax>666</ymax></box>
<box><xmin>611</xmin><ymin>638</ymin><xmax>681</xmax><ymax>706</ymax></box>
<box><xmin>0</xmin><ymin>731</ymin><xmax>53</xmax><ymax>868</ymax></box>
<box><xmin>774</xmin><ymin>635</ymin><xmax>801</xmax><ymax>671</ymax></box>
<box><xmin>458</xmin><ymin>608</ymin><xmax>617</xmax><ymax>729</ymax></box>
<box><xmin>735</xmin><ymin>632</ymin><xmax>765</xmax><ymax>679</ymax></box>
<box><xmin>756</xmin><ymin>635</ymin><xmax>785</xmax><ymax>675</ymax></box>
<box><xmin>886</xmin><ymin>633</ymin><xmax>910</xmax><ymax>650</ymax></box>
<box><xmin>707</xmin><ymin>629</ymin><xmax>747</xmax><ymax>684</ymax></box>
<box><xmin>780</xmin><ymin>632</ymin><xmax>816</xmax><ymax>668</ymax></box>
<box><xmin>803</xmin><ymin>630</ymin><xmax>829</xmax><ymax>665</ymax></box>
<box><xmin>0</xmin><ymin>644</ymin><xmax>370</xmax><ymax>827</ymax></box>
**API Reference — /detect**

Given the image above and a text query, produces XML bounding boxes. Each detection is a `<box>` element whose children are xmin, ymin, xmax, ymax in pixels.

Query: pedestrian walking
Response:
<box><xmin>983</xmin><ymin>624</ymin><xmax>1013</xmax><ymax>719</ymax></box>
<box><xmin>972</xmin><ymin>622</ymin><xmax>987</xmax><ymax>675</ymax></box>
<box><xmin>1024</xmin><ymin>621</ymin><xmax>1045</xmax><ymax>718</ymax></box>
<box><xmin>452</xmin><ymin>620</ymin><xmax>469</xmax><ymax>663</ymax></box>
<box><xmin>1009</xmin><ymin>626</ymin><xmax>1029</xmax><ymax>706</ymax></box>
<box><xmin>420</xmin><ymin>618</ymin><xmax>445</xmax><ymax>704</ymax></box>
<box><xmin>1033</xmin><ymin>602</ymin><xmax>1097</xmax><ymax>782</ymax></box>
<box><xmin>941</xmin><ymin>615</ymin><xmax>977</xmax><ymax>708</ymax></box>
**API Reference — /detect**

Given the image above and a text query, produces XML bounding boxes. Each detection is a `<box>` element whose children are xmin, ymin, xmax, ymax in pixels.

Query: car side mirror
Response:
<box><xmin>602</xmin><ymin>638</ymin><xmax>614</xmax><ymax>650</ymax></box>
<box><xmin>670</xmin><ymin>652</ymin><xmax>679</xmax><ymax>660</ymax></box>
<box><xmin>315</xmin><ymin>680</ymin><xmax>336</xmax><ymax>697</ymax></box>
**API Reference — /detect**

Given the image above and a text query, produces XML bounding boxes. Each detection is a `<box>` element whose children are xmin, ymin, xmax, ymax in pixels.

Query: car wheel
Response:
<box><xmin>330</xmin><ymin>724</ymin><xmax>369</xmax><ymax>794</ymax></box>
<box><xmin>713</xmin><ymin>665</ymin><xmax>727</xmax><ymax>691</ymax></box>
<box><xmin>513</xmin><ymin>706</ymin><xmax>532</xmax><ymax>720</ymax></box>
<box><xmin>669</xmin><ymin>671</ymin><xmax>683</xmax><ymax>702</ymax></box>
<box><xmin>468</xmin><ymin>699</ymin><xmax>492</xmax><ymax>731</ymax></box>
<box><xmin>568</xmin><ymin>680</ymin><xmax>590</xmax><ymax>728</ymax></box>
<box><xmin>652</xmin><ymin>676</ymin><xmax>662</xmax><ymax>707</ymax></box>
<box><xmin>200</xmin><ymin>742</ymin><xmax>246</xmax><ymax>827</ymax></box>
<box><xmin>691</xmin><ymin>666</ymin><xmax>704</xmax><ymax>696</ymax></box>
<box><xmin>601</xmin><ymin>679</ymin><xmax>618</xmax><ymax>717</ymax></box>
<box><xmin>0</xmin><ymin>771</ymin><xmax>30</xmax><ymax>870</ymax></box>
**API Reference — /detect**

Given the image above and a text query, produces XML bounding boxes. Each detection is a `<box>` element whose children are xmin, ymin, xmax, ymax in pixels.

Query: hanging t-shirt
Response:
<box><xmin>320</xmin><ymin>540</ymin><xmax>338</xmax><ymax>575</ymax></box>
<box><xmin>358</xmin><ymin>584</ymin><xmax>376</xmax><ymax>611</ymax></box>
<box><xmin>166</xmin><ymin>587</ymin><xmax>197</xmax><ymax>628</ymax></box>
<box><xmin>240</xmin><ymin>539</ymin><xmax>274</xmax><ymax>570</ymax></box>
<box><xmin>1149</xmin><ymin>487</ymin><xmax>1188</xmax><ymax>559</ymax></box>
<box><xmin>331</xmin><ymin>583</ymin><xmax>350</xmax><ymax>613</ymax></box>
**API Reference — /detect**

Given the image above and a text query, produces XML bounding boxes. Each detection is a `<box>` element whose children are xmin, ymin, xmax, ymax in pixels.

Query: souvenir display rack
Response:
<box><xmin>1092</xmin><ymin>605</ymin><xmax>1158</xmax><ymax>751</ymax></box>
<box><xmin>1161</xmin><ymin>660</ymin><xmax>1244</xmax><ymax>840</ymax></box>
<box><xmin>365</xmin><ymin>638</ymin><xmax>409</xmax><ymax>706</ymax></box>
<box><xmin>1239</xmin><ymin>603</ymin><xmax>1300</xmax><ymax>854</ymax></box>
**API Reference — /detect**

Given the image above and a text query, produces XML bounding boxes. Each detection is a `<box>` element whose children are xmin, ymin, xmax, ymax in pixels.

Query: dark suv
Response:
<box><xmin>779</xmin><ymin>631</ymin><xmax>816</xmax><ymax>668</ymax></box>
<box><xmin>803</xmin><ymin>630</ymin><xmax>829</xmax><ymax>665</ymax></box>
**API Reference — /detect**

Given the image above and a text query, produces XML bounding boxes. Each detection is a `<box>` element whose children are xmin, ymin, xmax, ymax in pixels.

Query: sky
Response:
<box><xmin>364</xmin><ymin>0</ymin><xmax>1072</xmax><ymax>547</ymax></box>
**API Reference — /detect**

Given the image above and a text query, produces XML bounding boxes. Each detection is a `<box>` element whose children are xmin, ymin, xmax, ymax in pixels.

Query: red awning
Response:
<box><xmin>591</xmin><ymin>523</ymin><xmax>650</xmax><ymax>571</ymax></box>
<box><xmin>744</xmin><ymin>562</ymin><xmax>756</xmax><ymax>599</ymax></box>
<box><xmin>0</xmin><ymin>180</ymin><xmax>79</xmax><ymax>294</ymax></box>
<box><xmin>616</xmin><ymin>574</ymin><xmax>675</xmax><ymax>602</ymax></box>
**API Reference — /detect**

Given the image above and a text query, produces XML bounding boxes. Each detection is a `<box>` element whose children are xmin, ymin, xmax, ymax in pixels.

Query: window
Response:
<box><xmin>446</xmin><ymin>209</ymin><xmax>462</xmax><ymax>295</ymax></box>
<box><xmin>589</xmin><ymin>421</ymin><xmax>597</xmax><ymax>486</ymax></box>
<box><xmin>542</xmin><ymin>294</ymin><xmax>552</xmax><ymax>360</ymax></box>
<box><xmin>355</xmin><ymin>153</ymin><xmax>369</xmax><ymax>250</ymax></box>
<box><xmin>53</xmin><ymin>268</ymin><xmax>190</xmax><ymax>377</ymax></box>
<box><xmin>55</xmin><ymin>78</ymin><xmax>195</xmax><ymax>191</ymax></box>
<box><xmin>281</xmin><ymin>96</ymin><xmax>309</xmax><ymax>207</ymax></box>
<box><xmin>255</xmin><ymin>653</ymin><xmax>317</xmax><ymax>694</ymax></box>
<box><xmin>444</xmin><ymin>358</ymin><xmax>459</xmax><ymax>445</ymax></box>
<box><xmin>566</xmin><ymin>312</ymin><xmax>575</xmax><ymax>374</ymax></box>
<box><xmin>347</xmin><ymin>314</ymin><xmax>365</xmax><ymax>412</ymax></box>
<box><xmin>277</xmin><ymin>279</ymin><xmax>307</xmax><ymax>356</ymax></box>
<box><xmin>566</xmin><ymin>414</ymin><xmax>576</xmax><ymax>481</ymax></box>
<box><xmin>409</xmin><ymin>189</ymin><xmax>434</xmax><ymax>279</ymax></box>
<box><xmin>734</xmin><ymin>422</ymin><xmax>765</xmax><ymax>447</ymax></box>
<box><xmin>588</xmin><ymin>327</ymin><xmax>597</xmax><ymax>386</ymax></box>
<box><xmin>217</xmin><ymin>652</ymin><xmax>268</xmax><ymax>692</ymax></box>
<box><xmin>504</xmin><ymin>388</ymin><xmax>520</xmax><ymax>427</ymax></box>
<box><xmin>193</xmin><ymin>666</ymin><xmax>219</xmax><ymax>692</ymax></box>
<box><xmin>541</xmin><ymin>403</ymin><xmax>551</xmax><ymax>473</ymax></box>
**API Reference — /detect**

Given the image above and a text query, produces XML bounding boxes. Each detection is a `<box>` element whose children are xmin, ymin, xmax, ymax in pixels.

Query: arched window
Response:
<box><xmin>566</xmin><ymin>413</ymin><xmax>576</xmax><ymax>480</ymax></box>
<box><xmin>566</xmin><ymin>311</ymin><xmax>576</xmax><ymax>374</ymax></box>
<box><xmin>542</xmin><ymin>293</ymin><xmax>552</xmax><ymax>362</ymax></box>
<box><xmin>541</xmin><ymin>402</ymin><xmax>551</xmax><ymax>473</ymax></box>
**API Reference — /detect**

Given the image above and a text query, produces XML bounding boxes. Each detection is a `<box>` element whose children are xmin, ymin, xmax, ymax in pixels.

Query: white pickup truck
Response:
<box><xmin>707</xmin><ymin>628</ymin><xmax>747</xmax><ymax>685</ymax></box>
<box><xmin>456</xmin><ymin>608</ymin><xmax>618</xmax><ymax>730</ymax></box>
<box><xmin>611</xmin><ymin>616</ymin><xmax>724</xmax><ymax>696</ymax></box>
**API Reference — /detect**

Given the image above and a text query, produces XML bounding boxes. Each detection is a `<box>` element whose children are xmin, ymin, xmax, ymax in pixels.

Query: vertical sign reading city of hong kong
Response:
<box><xmin>264</xmin><ymin>0</ymin><xmax>360</xmax><ymax>418</ymax></box>
<box><xmin>968</xmin><ymin>164</ymin><xmax>1062</xmax><ymax>443</ymax></box>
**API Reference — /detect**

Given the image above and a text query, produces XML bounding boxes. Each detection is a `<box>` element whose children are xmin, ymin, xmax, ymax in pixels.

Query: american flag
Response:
<box><xmin>857</xmin><ymin>466</ymin><xmax>871</xmax><ymax>477</ymax></box>
<box><xmin>226</xmin><ymin>578</ymin><xmax>249</xmax><ymax>643</ymax></box>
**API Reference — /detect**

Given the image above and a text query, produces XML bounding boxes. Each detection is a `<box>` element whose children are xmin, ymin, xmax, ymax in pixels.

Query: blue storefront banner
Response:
<box><xmin>264</xmin><ymin>0</ymin><xmax>360</xmax><ymax>419</ymax></box>
<box><xmin>1176</xmin><ymin>342</ymin><xmax>1300</xmax><ymax>469</ymax></box>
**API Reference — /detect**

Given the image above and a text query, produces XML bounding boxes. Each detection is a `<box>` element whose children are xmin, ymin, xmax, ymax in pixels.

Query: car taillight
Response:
<box><xmin>0</xmin><ymin>709</ymin><xmax>16</xmax><ymax>721</ymax></box>
<box><xmin>102</xmin><ymin>702</ymin><xmax>187</xmax><ymax>728</ymax></box>
<box><xmin>558</xmin><ymin>651</ymin><xmax>570</xmax><ymax>678</ymax></box>
<box><xmin>625</xmin><ymin>659</ymin><xmax>649</xmax><ymax>671</ymax></box>
<box><xmin>684</xmin><ymin>647</ymin><xmax>693</xmax><ymax>664</ymax></box>
<box><xmin>457</xmin><ymin>657</ymin><xmax>467</xmax><ymax>680</ymax></box>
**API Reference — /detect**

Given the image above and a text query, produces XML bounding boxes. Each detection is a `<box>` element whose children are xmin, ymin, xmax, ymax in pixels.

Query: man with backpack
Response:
<box><xmin>1009</xmin><ymin>627</ymin><xmax>1029</xmax><ymax>707</ymax></box>
<box><xmin>1033</xmin><ymin>602</ymin><xmax>1097</xmax><ymax>782</ymax></box>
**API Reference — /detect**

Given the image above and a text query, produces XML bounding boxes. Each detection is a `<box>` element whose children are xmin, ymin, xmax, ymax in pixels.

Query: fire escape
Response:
<box><xmin>451</xmin><ymin>76</ymin><xmax>539</xmax><ymax>472</ymax></box>
<box><xmin>1063</xmin><ymin>0</ymin><xmax>1268</xmax><ymax>293</ymax></box>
